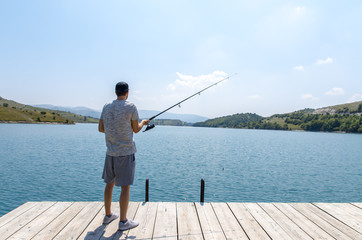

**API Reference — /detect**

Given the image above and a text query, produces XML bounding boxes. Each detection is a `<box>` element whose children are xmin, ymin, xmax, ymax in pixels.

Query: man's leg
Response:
<box><xmin>104</xmin><ymin>182</ymin><xmax>115</xmax><ymax>216</ymax></box>
<box><xmin>120</xmin><ymin>185</ymin><xmax>130</xmax><ymax>221</ymax></box>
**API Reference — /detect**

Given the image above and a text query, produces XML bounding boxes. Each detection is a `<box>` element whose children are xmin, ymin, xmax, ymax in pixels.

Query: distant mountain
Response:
<box><xmin>0</xmin><ymin>97</ymin><xmax>98</xmax><ymax>124</ymax></box>
<box><xmin>138</xmin><ymin>110</ymin><xmax>208</xmax><ymax>123</ymax></box>
<box><xmin>33</xmin><ymin>104</ymin><xmax>101</xmax><ymax>119</ymax></box>
<box><xmin>33</xmin><ymin>105</ymin><xmax>209</xmax><ymax>123</ymax></box>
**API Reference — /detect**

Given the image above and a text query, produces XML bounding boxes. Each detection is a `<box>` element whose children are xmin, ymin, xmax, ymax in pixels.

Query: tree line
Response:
<box><xmin>284</xmin><ymin>112</ymin><xmax>362</xmax><ymax>133</ymax></box>
<box><xmin>193</xmin><ymin>106</ymin><xmax>362</xmax><ymax>133</ymax></box>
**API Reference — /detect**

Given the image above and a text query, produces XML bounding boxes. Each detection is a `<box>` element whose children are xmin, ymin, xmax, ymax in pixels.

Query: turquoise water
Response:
<box><xmin>1</xmin><ymin>123</ymin><xmax>362</xmax><ymax>216</ymax></box>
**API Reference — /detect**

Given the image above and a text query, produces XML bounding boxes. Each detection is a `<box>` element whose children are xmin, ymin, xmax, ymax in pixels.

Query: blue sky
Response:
<box><xmin>1</xmin><ymin>1</ymin><xmax>361</xmax><ymax>118</ymax></box>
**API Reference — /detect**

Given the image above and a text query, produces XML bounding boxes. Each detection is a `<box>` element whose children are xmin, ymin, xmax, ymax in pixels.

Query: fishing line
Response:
<box><xmin>143</xmin><ymin>73</ymin><xmax>237</xmax><ymax>132</ymax></box>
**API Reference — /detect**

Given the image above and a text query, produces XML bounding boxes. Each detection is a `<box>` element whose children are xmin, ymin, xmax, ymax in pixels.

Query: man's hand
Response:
<box><xmin>132</xmin><ymin>119</ymin><xmax>150</xmax><ymax>133</ymax></box>
<box><xmin>141</xmin><ymin>119</ymin><xmax>150</xmax><ymax>126</ymax></box>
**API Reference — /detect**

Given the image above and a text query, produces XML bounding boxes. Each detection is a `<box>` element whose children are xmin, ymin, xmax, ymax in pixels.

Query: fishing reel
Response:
<box><xmin>143</xmin><ymin>123</ymin><xmax>155</xmax><ymax>132</ymax></box>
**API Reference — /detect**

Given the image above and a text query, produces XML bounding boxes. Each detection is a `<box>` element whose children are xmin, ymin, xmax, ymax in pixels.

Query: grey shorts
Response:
<box><xmin>102</xmin><ymin>154</ymin><xmax>135</xmax><ymax>186</ymax></box>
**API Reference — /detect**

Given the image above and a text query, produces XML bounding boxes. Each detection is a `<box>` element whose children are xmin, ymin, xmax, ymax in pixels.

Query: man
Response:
<box><xmin>98</xmin><ymin>81</ymin><xmax>149</xmax><ymax>231</ymax></box>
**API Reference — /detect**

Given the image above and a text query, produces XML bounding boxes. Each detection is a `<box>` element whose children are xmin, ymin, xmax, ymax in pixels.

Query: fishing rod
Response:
<box><xmin>143</xmin><ymin>73</ymin><xmax>237</xmax><ymax>132</ymax></box>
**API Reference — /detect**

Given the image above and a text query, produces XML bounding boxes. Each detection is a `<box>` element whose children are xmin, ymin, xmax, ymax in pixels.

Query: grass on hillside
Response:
<box><xmin>323</xmin><ymin>101</ymin><xmax>362</xmax><ymax>112</ymax></box>
<box><xmin>263</xmin><ymin>117</ymin><xmax>302</xmax><ymax>130</ymax></box>
<box><xmin>0</xmin><ymin>97</ymin><xmax>98</xmax><ymax>123</ymax></box>
<box><xmin>0</xmin><ymin>106</ymin><xmax>73</xmax><ymax>123</ymax></box>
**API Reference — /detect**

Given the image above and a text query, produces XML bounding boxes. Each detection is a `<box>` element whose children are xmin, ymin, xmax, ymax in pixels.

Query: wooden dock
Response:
<box><xmin>0</xmin><ymin>202</ymin><xmax>362</xmax><ymax>239</ymax></box>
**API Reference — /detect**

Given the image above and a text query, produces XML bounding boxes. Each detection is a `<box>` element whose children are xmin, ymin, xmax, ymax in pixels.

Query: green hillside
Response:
<box><xmin>194</xmin><ymin>113</ymin><xmax>263</xmax><ymax>128</ymax></box>
<box><xmin>0</xmin><ymin>97</ymin><xmax>99</xmax><ymax>124</ymax></box>
<box><xmin>313</xmin><ymin>101</ymin><xmax>362</xmax><ymax>114</ymax></box>
<box><xmin>193</xmin><ymin>101</ymin><xmax>362</xmax><ymax>133</ymax></box>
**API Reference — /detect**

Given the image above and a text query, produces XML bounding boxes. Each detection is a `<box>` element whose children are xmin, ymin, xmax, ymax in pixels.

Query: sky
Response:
<box><xmin>1</xmin><ymin>1</ymin><xmax>362</xmax><ymax>118</ymax></box>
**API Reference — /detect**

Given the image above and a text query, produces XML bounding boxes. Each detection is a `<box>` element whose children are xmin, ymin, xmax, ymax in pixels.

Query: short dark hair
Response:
<box><xmin>115</xmin><ymin>82</ymin><xmax>129</xmax><ymax>96</ymax></box>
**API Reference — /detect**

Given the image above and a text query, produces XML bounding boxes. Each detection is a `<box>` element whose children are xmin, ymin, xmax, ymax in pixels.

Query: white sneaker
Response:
<box><xmin>103</xmin><ymin>213</ymin><xmax>119</xmax><ymax>224</ymax></box>
<box><xmin>119</xmin><ymin>219</ymin><xmax>139</xmax><ymax>231</ymax></box>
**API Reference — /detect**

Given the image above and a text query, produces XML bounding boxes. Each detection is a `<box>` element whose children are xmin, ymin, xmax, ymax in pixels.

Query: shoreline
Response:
<box><xmin>0</xmin><ymin>121</ymin><xmax>75</xmax><ymax>125</ymax></box>
<box><xmin>191</xmin><ymin>125</ymin><xmax>353</xmax><ymax>134</ymax></box>
<box><xmin>0</xmin><ymin>121</ymin><xmax>355</xmax><ymax>133</ymax></box>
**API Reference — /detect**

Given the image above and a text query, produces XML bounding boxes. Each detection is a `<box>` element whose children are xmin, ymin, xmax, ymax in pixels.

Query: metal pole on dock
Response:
<box><xmin>145</xmin><ymin>178</ymin><xmax>149</xmax><ymax>202</ymax></box>
<box><xmin>200</xmin><ymin>178</ymin><xmax>205</xmax><ymax>202</ymax></box>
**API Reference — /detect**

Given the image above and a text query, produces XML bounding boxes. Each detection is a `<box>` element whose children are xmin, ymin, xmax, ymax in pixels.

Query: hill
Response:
<box><xmin>193</xmin><ymin>101</ymin><xmax>362</xmax><ymax>133</ymax></box>
<box><xmin>193</xmin><ymin>113</ymin><xmax>263</xmax><ymax>128</ymax></box>
<box><xmin>33</xmin><ymin>104</ymin><xmax>101</xmax><ymax>119</ymax></box>
<box><xmin>0</xmin><ymin>97</ymin><xmax>99</xmax><ymax>124</ymax></box>
<box><xmin>313</xmin><ymin>101</ymin><xmax>362</xmax><ymax>114</ymax></box>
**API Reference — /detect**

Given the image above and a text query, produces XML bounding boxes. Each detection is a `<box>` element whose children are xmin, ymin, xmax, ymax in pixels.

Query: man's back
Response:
<box><xmin>99</xmin><ymin>81</ymin><xmax>148</xmax><ymax>231</ymax></box>
<box><xmin>101</xmin><ymin>99</ymin><xmax>139</xmax><ymax>157</ymax></box>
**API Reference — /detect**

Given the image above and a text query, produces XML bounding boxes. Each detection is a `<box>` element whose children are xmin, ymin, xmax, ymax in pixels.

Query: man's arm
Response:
<box><xmin>98</xmin><ymin>119</ymin><xmax>105</xmax><ymax>133</ymax></box>
<box><xmin>131</xmin><ymin>119</ymin><xmax>150</xmax><ymax>133</ymax></box>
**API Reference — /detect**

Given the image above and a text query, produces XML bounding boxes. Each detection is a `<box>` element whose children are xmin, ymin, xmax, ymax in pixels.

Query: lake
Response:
<box><xmin>0</xmin><ymin>123</ymin><xmax>361</xmax><ymax>216</ymax></box>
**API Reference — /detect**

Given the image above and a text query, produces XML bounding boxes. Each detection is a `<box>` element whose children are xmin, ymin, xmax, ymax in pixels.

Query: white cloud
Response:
<box><xmin>293</xmin><ymin>65</ymin><xmax>304</xmax><ymax>71</ymax></box>
<box><xmin>167</xmin><ymin>83</ymin><xmax>176</xmax><ymax>91</ymax></box>
<box><xmin>295</xmin><ymin>6</ymin><xmax>306</xmax><ymax>15</ymax></box>
<box><xmin>132</xmin><ymin>90</ymin><xmax>145</xmax><ymax>102</ymax></box>
<box><xmin>301</xmin><ymin>94</ymin><xmax>318</xmax><ymax>100</ymax></box>
<box><xmin>325</xmin><ymin>87</ymin><xmax>345</xmax><ymax>96</ymax></box>
<box><xmin>167</xmin><ymin>71</ymin><xmax>229</xmax><ymax>91</ymax></box>
<box><xmin>348</xmin><ymin>93</ymin><xmax>362</xmax><ymax>102</ymax></box>
<box><xmin>316</xmin><ymin>57</ymin><xmax>333</xmax><ymax>65</ymax></box>
<box><xmin>248</xmin><ymin>94</ymin><xmax>262</xmax><ymax>100</ymax></box>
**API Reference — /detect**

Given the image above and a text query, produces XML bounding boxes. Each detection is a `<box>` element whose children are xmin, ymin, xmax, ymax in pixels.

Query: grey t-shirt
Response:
<box><xmin>100</xmin><ymin>100</ymin><xmax>139</xmax><ymax>156</ymax></box>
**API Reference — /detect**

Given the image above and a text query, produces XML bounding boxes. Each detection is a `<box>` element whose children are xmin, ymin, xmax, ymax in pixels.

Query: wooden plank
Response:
<box><xmin>244</xmin><ymin>203</ymin><xmax>292</xmax><ymax>240</ymax></box>
<box><xmin>352</xmin><ymin>202</ymin><xmax>362</xmax><ymax>209</ymax></box>
<box><xmin>117</xmin><ymin>202</ymin><xmax>141</xmax><ymax>240</ymax></box>
<box><xmin>295</xmin><ymin>203</ymin><xmax>362</xmax><ymax>240</ymax></box>
<box><xmin>211</xmin><ymin>202</ymin><xmax>248</xmax><ymax>240</ymax></box>
<box><xmin>0</xmin><ymin>202</ymin><xmax>38</xmax><ymax>228</ymax></box>
<box><xmin>290</xmin><ymin>203</ymin><xmax>355</xmax><ymax>240</ymax></box>
<box><xmin>100</xmin><ymin>201</ymin><xmax>121</xmax><ymax>239</ymax></box>
<box><xmin>274</xmin><ymin>203</ymin><xmax>333</xmax><ymax>240</ymax></box>
<box><xmin>33</xmin><ymin>202</ymin><xmax>85</xmax><ymax>240</ymax></box>
<box><xmin>228</xmin><ymin>202</ymin><xmax>270</xmax><ymax>240</ymax></box>
<box><xmin>97</xmin><ymin>201</ymin><xmax>140</xmax><ymax>240</ymax></box>
<box><xmin>259</xmin><ymin>203</ymin><xmax>311</xmax><ymax>240</ymax></box>
<box><xmin>126</xmin><ymin>202</ymin><xmax>158</xmax><ymax>240</ymax></box>
<box><xmin>8</xmin><ymin>202</ymin><xmax>72</xmax><ymax>240</ymax></box>
<box><xmin>177</xmin><ymin>202</ymin><xmax>203</xmax><ymax>240</ymax></box>
<box><xmin>78</xmin><ymin>202</ymin><xmax>106</xmax><ymax>240</ymax></box>
<box><xmin>314</xmin><ymin>203</ymin><xmax>362</xmax><ymax>234</ymax></box>
<box><xmin>195</xmin><ymin>202</ymin><xmax>226</xmax><ymax>240</ymax></box>
<box><xmin>53</xmin><ymin>202</ymin><xmax>103</xmax><ymax>240</ymax></box>
<box><xmin>3</xmin><ymin>201</ymin><xmax>362</xmax><ymax>239</ymax></box>
<box><xmin>329</xmin><ymin>203</ymin><xmax>362</xmax><ymax>220</ymax></box>
<box><xmin>0</xmin><ymin>201</ymin><xmax>55</xmax><ymax>239</ymax></box>
<box><xmin>347</xmin><ymin>203</ymin><xmax>362</xmax><ymax>215</ymax></box>
<box><xmin>152</xmin><ymin>202</ymin><xmax>178</xmax><ymax>240</ymax></box>
<box><xmin>95</xmin><ymin>201</ymin><xmax>140</xmax><ymax>240</ymax></box>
